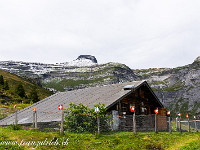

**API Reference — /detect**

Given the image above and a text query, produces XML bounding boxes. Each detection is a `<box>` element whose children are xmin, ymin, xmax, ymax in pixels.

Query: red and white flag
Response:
<box><xmin>58</xmin><ymin>105</ymin><xmax>63</xmax><ymax>110</ymax></box>
<box><xmin>154</xmin><ymin>108</ymin><xmax>158</xmax><ymax>114</ymax></box>
<box><xmin>167</xmin><ymin>110</ymin><xmax>170</xmax><ymax>116</ymax></box>
<box><xmin>130</xmin><ymin>106</ymin><xmax>135</xmax><ymax>112</ymax></box>
<box><xmin>14</xmin><ymin>104</ymin><xmax>16</xmax><ymax>109</ymax></box>
<box><xmin>33</xmin><ymin>108</ymin><xmax>36</xmax><ymax>112</ymax></box>
<box><xmin>176</xmin><ymin>117</ymin><xmax>178</xmax><ymax>120</ymax></box>
<box><xmin>177</xmin><ymin>113</ymin><xmax>181</xmax><ymax>117</ymax></box>
<box><xmin>186</xmin><ymin>114</ymin><xmax>189</xmax><ymax>118</ymax></box>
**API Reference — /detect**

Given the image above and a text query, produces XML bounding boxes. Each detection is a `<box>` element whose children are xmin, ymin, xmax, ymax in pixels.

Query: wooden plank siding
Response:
<box><xmin>107</xmin><ymin>83</ymin><xmax>167</xmax><ymax>131</ymax></box>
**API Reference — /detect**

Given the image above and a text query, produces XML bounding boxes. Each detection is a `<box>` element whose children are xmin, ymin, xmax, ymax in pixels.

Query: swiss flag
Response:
<box><xmin>33</xmin><ymin>108</ymin><xmax>36</xmax><ymax>112</ymax></box>
<box><xmin>177</xmin><ymin>113</ymin><xmax>181</xmax><ymax>117</ymax></box>
<box><xmin>130</xmin><ymin>106</ymin><xmax>135</xmax><ymax>112</ymax></box>
<box><xmin>14</xmin><ymin>104</ymin><xmax>16</xmax><ymax>109</ymax></box>
<box><xmin>186</xmin><ymin>114</ymin><xmax>189</xmax><ymax>118</ymax></box>
<box><xmin>167</xmin><ymin>110</ymin><xmax>170</xmax><ymax>116</ymax></box>
<box><xmin>176</xmin><ymin>117</ymin><xmax>178</xmax><ymax>120</ymax></box>
<box><xmin>58</xmin><ymin>105</ymin><xmax>63</xmax><ymax>110</ymax></box>
<box><xmin>154</xmin><ymin>108</ymin><xmax>158</xmax><ymax>114</ymax></box>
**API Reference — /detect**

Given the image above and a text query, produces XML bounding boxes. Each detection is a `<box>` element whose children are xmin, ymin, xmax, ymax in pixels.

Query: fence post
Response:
<box><xmin>168</xmin><ymin>116</ymin><xmax>171</xmax><ymax>133</ymax></box>
<box><xmin>130</xmin><ymin>106</ymin><xmax>136</xmax><ymax>133</ymax></box>
<box><xmin>15</xmin><ymin>110</ymin><xmax>18</xmax><ymax>125</ymax></box>
<box><xmin>179</xmin><ymin>117</ymin><xmax>182</xmax><ymax>133</ymax></box>
<box><xmin>133</xmin><ymin>111</ymin><xmax>136</xmax><ymax>133</ymax></box>
<box><xmin>97</xmin><ymin>116</ymin><xmax>100</xmax><ymax>135</ymax></box>
<box><xmin>35</xmin><ymin>111</ymin><xmax>37</xmax><ymax>129</ymax></box>
<box><xmin>194</xmin><ymin>120</ymin><xmax>197</xmax><ymax>132</ymax></box>
<box><xmin>95</xmin><ymin>107</ymin><xmax>100</xmax><ymax>135</ymax></box>
<box><xmin>188</xmin><ymin>118</ymin><xmax>190</xmax><ymax>132</ymax></box>
<box><xmin>155</xmin><ymin>114</ymin><xmax>157</xmax><ymax>133</ymax></box>
<box><xmin>33</xmin><ymin>111</ymin><xmax>35</xmax><ymax>128</ymax></box>
<box><xmin>60</xmin><ymin>109</ymin><xmax>64</xmax><ymax>135</ymax></box>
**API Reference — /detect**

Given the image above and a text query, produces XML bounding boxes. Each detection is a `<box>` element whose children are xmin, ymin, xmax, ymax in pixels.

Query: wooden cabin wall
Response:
<box><xmin>108</xmin><ymin>84</ymin><xmax>167</xmax><ymax>131</ymax></box>
<box><xmin>157</xmin><ymin>107</ymin><xmax>167</xmax><ymax>131</ymax></box>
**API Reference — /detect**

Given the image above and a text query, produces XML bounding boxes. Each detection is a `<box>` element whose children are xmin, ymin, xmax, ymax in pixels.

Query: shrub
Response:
<box><xmin>64</xmin><ymin>102</ymin><xmax>110</xmax><ymax>133</ymax></box>
<box><xmin>9</xmin><ymin>124</ymin><xmax>21</xmax><ymax>130</ymax></box>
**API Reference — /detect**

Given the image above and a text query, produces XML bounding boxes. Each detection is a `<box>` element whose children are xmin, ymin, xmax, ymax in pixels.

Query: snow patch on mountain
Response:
<box><xmin>66</xmin><ymin>58</ymin><xmax>97</xmax><ymax>67</ymax></box>
<box><xmin>63</xmin><ymin>55</ymin><xmax>98</xmax><ymax>67</ymax></box>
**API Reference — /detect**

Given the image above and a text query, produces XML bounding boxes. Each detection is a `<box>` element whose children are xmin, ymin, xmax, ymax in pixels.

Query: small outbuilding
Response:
<box><xmin>0</xmin><ymin>81</ymin><xmax>167</xmax><ymax>131</ymax></box>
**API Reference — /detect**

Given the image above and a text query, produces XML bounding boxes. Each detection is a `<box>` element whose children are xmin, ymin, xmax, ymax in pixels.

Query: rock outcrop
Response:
<box><xmin>77</xmin><ymin>55</ymin><xmax>98</xmax><ymax>63</ymax></box>
<box><xmin>134</xmin><ymin>56</ymin><xmax>200</xmax><ymax>116</ymax></box>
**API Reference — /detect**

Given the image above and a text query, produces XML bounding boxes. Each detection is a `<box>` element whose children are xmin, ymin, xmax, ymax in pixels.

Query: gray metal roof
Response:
<box><xmin>0</xmin><ymin>80</ymin><xmax>158</xmax><ymax>125</ymax></box>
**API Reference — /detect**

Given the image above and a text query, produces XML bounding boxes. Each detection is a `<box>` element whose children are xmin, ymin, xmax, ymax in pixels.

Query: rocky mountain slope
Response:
<box><xmin>134</xmin><ymin>56</ymin><xmax>200</xmax><ymax>117</ymax></box>
<box><xmin>0</xmin><ymin>55</ymin><xmax>136</xmax><ymax>92</ymax></box>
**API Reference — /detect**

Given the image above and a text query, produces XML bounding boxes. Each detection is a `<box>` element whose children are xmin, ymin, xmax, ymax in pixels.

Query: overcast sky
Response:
<box><xmin>0</xmin><ymin>0</ymin><xmax>200</xmax><ymax>69</ymax></box>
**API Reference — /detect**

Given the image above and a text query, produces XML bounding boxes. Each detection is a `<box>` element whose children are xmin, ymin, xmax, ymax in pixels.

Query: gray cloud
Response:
<box><xmin>0</xmin><ymin>0</ymin><xmax>199</xmax><ymax>68</ymax></box>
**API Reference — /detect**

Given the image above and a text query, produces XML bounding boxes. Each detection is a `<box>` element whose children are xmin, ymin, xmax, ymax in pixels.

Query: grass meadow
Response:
<box><xmin>0</xmin><ymin>126</ymin><xmax>200</xmax><ymax>150</ymax></box>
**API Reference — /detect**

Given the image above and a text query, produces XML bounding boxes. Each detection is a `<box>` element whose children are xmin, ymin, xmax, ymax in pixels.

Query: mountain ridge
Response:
<box><xmin>0</xmin><ymin>55</ymin><xmax>136</xmax><ymax>92</ymax></box>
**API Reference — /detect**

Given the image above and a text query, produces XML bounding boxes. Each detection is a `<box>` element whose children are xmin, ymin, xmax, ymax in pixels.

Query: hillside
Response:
<box><xmin>134</xmin><ymin>56</ymin><xmax>200</xmax><ymax>117</ymax></box>
<box><xmin>0</xmin><ymin>69</ymin><xmax>53</xmax><ymax>104</ymax></box>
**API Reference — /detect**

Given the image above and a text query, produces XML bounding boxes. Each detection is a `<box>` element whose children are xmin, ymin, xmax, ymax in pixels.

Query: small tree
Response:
<box><xmin>0</xmin><ymin>75</ymin><xmax>4</xmax><ymax>85</ymax></box>
<box><xmin>29</xmin><ymin>86</ymin><xmax>39</xmax><ymax>103</ymax></box>
<box><xmin>15</xmin><ymin>84</ymin><xmax>26</xmax><ymax>98</ymax></box>
<box><xmin>3</xmin><ymin>80</ymin><xmax>9</xmax><ymax>91</ymax></box>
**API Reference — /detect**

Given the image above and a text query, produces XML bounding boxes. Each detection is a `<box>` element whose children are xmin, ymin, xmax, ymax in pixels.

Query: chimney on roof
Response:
<box><xmin>123</xmin><ymin>85</ymin><xmax>135</xmax><ymax>90</ymax></box>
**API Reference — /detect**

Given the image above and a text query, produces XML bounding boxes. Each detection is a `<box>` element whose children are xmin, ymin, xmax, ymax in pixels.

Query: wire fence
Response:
<box><xmin>1</xmin><ymin>109</ymin><xmax>200</xmax><ymax>134</ymax></box>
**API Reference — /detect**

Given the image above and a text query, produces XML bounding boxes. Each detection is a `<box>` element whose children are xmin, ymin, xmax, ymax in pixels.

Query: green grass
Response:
<box><xmin>1</xmin><ymin>126</ymin><xmax>200</xmax><ymax>150</ymax></box>
<box><xmin>0</xmin><ymin>103</ymin><xmax>31</xmax><ymax>120</ymax></box>
<box><xmin>163</xmin><ymin>81</ymin><xmax>185</xmax><ymax>92</ymax></box>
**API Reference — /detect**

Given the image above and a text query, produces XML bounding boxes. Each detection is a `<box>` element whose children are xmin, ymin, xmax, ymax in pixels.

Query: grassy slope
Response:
<box><xmin>0</xmin><ymin>70</ymin><xmax>53</xmax><ymax>120</ymax></box>
<box><xmin>0</xmin><ymin>126</ymin><xmax>200</xmax><ymax>150</ymax></box>
<box><xmin>0</xmin><ymin>69</ymin><xmax>52</xmax><ymax>100</ymax></box>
